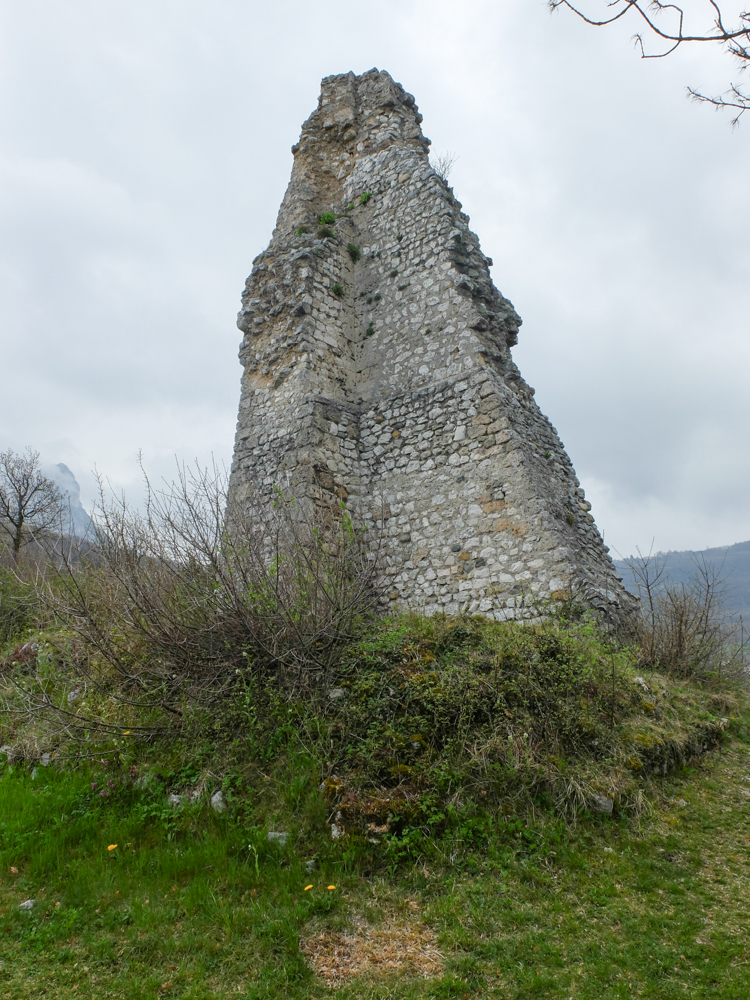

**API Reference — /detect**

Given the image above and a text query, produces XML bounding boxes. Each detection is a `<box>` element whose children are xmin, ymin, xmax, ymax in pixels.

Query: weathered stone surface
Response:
<box><xmin>229</xmin><ymin>68</ymin><xmax>633</xmax><ymax>619</ymax></box>
<box><xmin>589</xmin><ymin>793</ymin><xmax>615</xmax><ymax>815</ymax></box>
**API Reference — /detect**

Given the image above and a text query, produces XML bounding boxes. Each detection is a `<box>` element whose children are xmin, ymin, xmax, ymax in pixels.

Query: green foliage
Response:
<box><xmin>317</xmin><ymin>226</ymin><xmax>334</xmax><ymax>239</ymax></box>
<box><xmin>365</xmin><ymin>324</ymin><xmax>375</xmax><ymax>337</ymax></box>
<box><xmin>347</xmin><ymin>243</ymin><xmax>361</xmax><ymax>262</ymax></box>
<box><xmin>296</xmin><ymin>226</ymin><xmax>309</xmax><ymax>235</ymax></box>
<box><xmin>359</xmin><ymin>192</ymin><xmax>372</xmax><ymax>205</ymax></box>
<box><xmin>332</xmin><ymin>282</ymin><xmax>344</xmax><ymax>297</ymax></box>
<box><xmin>318</xmin><ymin>212</ymin><xmax>336</xmax><ymax>225</ymax></box>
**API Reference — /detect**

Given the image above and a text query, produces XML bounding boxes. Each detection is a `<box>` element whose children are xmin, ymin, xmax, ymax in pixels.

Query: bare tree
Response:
<box><xmin>0</xmin><ymin>448</ymin><xmax>64</xmax><ymax>562</ymax></box>
<box><xmin>550</xmin><ymin>1</ymin><xmax>750</xmax><ymax>124</ymax></box>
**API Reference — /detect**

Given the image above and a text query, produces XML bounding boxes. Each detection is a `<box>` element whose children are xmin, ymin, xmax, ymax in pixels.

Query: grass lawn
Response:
<box><xmin>2</xmin><ymin>721</ymin><xmax>750</xmax><ymax>999</ymax></box>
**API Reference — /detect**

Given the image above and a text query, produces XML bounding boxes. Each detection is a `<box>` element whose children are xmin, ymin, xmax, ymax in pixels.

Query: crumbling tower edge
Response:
<box><xmin>229</xmin><ymin>68</ymin><xmax>632</xmax><ymax>620</ymax></box>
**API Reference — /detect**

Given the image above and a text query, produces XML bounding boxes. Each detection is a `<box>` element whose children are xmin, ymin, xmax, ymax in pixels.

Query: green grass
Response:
<box><xmin>2</xmin><ymin>613</ymin><xmax>749</xmax><ymax>997</ymax></box>
<box><xmin>2</xmin><ymin>720</ymin><xmax>750</xmax><ymax>997</ymax></box>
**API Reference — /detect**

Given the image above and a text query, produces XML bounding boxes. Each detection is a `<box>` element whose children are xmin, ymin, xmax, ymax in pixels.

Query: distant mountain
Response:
<box><xmin>45</xmin><ymin>463</ymin><xmax>93</xmax><ymax>538</ymax></box>
<box><xmin>615</xmin><ymin>540</ymin><xmax>750</xmax><ymax>621</ymax></box>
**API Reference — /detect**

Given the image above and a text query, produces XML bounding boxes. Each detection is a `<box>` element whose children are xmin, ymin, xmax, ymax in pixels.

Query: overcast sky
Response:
<box><xmin>1</xmin><ymin>0</ymin><xmax>748</xmax><ymax>558</ymax></box>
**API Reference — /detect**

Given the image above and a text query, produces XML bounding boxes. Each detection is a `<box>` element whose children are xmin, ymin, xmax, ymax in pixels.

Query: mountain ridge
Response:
<box><xmin>615</xmin><ymin>539</ymin><xmax>750</xmax><ymax>620</ymax></box>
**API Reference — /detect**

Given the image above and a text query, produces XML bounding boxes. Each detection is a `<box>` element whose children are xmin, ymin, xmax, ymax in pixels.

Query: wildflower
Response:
<box><xmin>107</xmin><ymin>845</ymin><xmax>118</xmax><ymax>851</ymax></box>
<box><xmin>91</xmin><ymin>782</ymin><xmax>97</xmax><ymax>790</ymax></box>
<box><xmin>123</xmin><ymin>730</ymin><xmax>131</xmax><ymax>735</ymax></box>
<box><xmin>304</xmin><ymin>885</ymin><xmax>313</xmax><ymax>891</ymax></box>
<box><xmin>327</xmin><ymin>885</ymin><xmax>336</xmax><ymax>891</ymax></box>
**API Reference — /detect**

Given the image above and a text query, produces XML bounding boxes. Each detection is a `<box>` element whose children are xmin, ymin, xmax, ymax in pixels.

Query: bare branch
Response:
<box><xmin>28</xmin><ymin>459</ymin><xmax>381</xmax><ymax>746</ymax></box>
<box><xmin>430</xmin><ymin>151</ymin><xmax>459</xmax><ymax>182</ymax></box>
<box><xmin>550</xmin><ymin>1</ymin><xmax>750</xmax><ymax>121</ymax></box>
<box><xmin>0</xmin><ymin>448</ymin><xmax>65</xmax><ymax>560</ymax></box>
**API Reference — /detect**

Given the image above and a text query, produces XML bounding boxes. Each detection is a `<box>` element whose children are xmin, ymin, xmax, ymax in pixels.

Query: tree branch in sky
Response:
<box><xmin>550</xmin><ymin>1</ymin><xmax>750</xmax><ymax>124</ymax></box>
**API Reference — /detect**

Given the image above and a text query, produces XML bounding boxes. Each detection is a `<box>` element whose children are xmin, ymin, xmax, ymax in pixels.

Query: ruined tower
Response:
<box><xmin>230</xmin><ymin>69</ymin><xmax>631</xmax><ymax>618</ymax></box>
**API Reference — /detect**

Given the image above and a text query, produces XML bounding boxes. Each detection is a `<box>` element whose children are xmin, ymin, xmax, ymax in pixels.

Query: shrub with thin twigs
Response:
<box><xmin>22</xmin><ymin>463</ymin><xmax>378</xmax><ymax>742</ymax></box>
<box><xmin>624</xmin><ymin>550</ymin><xmax>746</xmax><ymax>681</ymax></box>
<box><xmin>430</xmin><ymin>151</ymin><xmax>458</xmax><ymax>183</ymax></box>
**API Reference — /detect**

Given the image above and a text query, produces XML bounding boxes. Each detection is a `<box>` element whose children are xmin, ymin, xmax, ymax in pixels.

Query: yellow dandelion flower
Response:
<box><xmin>304</xmin><ymin>884</ymin><xmax>313</xmax><ymax>891</ymax></box>
<box><xmin>107</xmin><ymin>844</ymin><xmax>118</xmax><ymax>851</ymax></box>
<box><xmin>327</xmin><ymin>885</ymin><xmax>336</xmax><ymax>891</ymax></box>
<box><xmin>123</xmin><ymin>730</ymin><xmax>131</xmax><ymax>735</ymax></box>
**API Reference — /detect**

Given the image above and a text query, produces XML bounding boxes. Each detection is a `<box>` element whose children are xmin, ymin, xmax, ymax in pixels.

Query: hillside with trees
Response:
<box><xmin>616</xmin><ymin>540</ymin><xmax>750</xmax><ymax>621</ymax></box>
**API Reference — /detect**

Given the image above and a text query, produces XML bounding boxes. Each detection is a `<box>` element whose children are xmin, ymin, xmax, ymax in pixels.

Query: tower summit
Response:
<box><xmin>229</xmin><ymin>69</ymin><xmax>630</xmax><ymax>618</ymax></box>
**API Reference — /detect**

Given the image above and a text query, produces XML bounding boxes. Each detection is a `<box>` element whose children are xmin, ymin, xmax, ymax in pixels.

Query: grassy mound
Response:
<box><xmin>1</xmin><ymin>613</ymin><xmax>735</xmax><ymax>836</ymax></box>
<box><xmin>1</xmin><ymin>606</ymin><xmax>748</xmax><ymax>997</ymax></box>
<box><xmin>226</xmin><ymin>615</ymin><xmax>732</xmax><ymax>852</ymax></box>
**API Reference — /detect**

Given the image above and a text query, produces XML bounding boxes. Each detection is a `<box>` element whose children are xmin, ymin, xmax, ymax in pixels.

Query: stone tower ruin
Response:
<box><xmin>229</xmin><ymin>68</ymin><xmax>631</xmax><ymax>619</ymax></box>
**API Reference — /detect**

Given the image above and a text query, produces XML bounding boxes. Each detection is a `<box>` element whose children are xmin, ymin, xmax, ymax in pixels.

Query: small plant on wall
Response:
<box><xmin>318</xmin><ymin>212</ymin><xmax>336</xmax><ymax>225</ymax></box>
<box><xmin>332</xmin><ymin>283</ymin><xmax>344</xmax><ymax>297</ymax></box>
<box><xmin>347</xmin><ymin>244</ymin><xmax>361</xmax><ymax>262</ymax></box>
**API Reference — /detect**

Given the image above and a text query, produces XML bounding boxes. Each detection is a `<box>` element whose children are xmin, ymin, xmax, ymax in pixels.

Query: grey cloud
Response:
<box><xmin>1</xmin><ymin>0</ymin><xmax>748</xmax><ymax>554</ymax></box>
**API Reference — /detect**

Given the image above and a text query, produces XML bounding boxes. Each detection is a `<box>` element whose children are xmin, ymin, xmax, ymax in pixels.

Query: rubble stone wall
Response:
<box><xmin>230</xmin><ymin>68</ymin><xmax>632</xmax><ymax>618</ymax></box>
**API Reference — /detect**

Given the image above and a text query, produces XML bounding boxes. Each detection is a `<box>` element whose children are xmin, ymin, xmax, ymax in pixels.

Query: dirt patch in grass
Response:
<box><xmin>300</xmin><ymin>911</ymin><xmax>445</xmax><ymax>986</ymax></box>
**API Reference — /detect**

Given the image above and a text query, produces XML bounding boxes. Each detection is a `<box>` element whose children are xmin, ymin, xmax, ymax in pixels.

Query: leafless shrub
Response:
<box><xmin>22</xmin><ymin>462</ymin><xmax>378</xmax><ymax>741</ymax></box>
<box><xmin>624</xmin><ymin>549</ymin><xmax>745</xmax><ymax>681</ymax></box>
<box><xmin>431</xmin><ymin>151</ymin><xmax>458</xmax><ymax>182</ymax></box>
<box><xmin>0</xmin><ymin>533</ymin><xmax>62</xmax><ymax>646</ymax></box>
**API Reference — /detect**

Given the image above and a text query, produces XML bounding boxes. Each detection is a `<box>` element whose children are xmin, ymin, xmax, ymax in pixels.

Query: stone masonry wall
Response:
<box><xmin>229</xmin><ymin>69</ymin><xmax>632</xmax><ymax>618</ymax></box>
